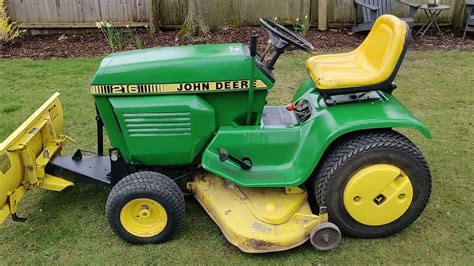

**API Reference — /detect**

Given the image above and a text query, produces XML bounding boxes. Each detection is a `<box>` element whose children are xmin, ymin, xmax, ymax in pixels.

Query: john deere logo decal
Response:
<box><xmin>90</xmin><ymin>80</ymin><xmax>267</xmax><ymax>95</ymax></box>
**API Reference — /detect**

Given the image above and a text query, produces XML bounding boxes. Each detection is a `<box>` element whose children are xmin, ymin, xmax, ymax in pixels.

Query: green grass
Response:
<box><xmin>0</xmin><ymin>51</ymin><xmax>473</xmax><ymax>264</ymax></box>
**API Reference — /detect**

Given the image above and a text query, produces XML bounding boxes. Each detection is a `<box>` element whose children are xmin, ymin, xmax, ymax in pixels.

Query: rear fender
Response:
<box><xmin>289</xmin><ymin>91</ymin><xmax>431</xmax><ymax>185</ymax></box>
<box><xmin>202</xmin><ymin>91</ymin><xmax>430</xmax><ymax>187</ymax></box>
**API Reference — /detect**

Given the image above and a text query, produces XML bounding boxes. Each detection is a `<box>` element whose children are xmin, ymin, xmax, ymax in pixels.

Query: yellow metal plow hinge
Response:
<box><xmin>10</xmin><ymin>112</ymin><xmax>72</xmax><ymax>191</ymax></box>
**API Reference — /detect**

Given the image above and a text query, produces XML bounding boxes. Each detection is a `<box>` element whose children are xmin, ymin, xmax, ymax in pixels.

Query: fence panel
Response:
<box><xmin>6</xmin><ymin>0</ymin><xmax>150</xmax><ymax>27</ymax></box>
<box><xmin>159</xmin><ymin>0</ymin><xmax>188</xmax><ymax>25</ymax></box>
<box><xmin>158</xmin><ymin>0</ymin><xmax>311</xmax><ymax>26</ymax></box>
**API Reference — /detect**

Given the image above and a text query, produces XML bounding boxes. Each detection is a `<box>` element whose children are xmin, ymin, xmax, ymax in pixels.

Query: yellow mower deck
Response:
<box><xmin>188</xmin><ymin>174</ymin><xmax>325</xmax><ymax>253</ymax></box>
<box><xmin>0</xmin><ymin>93</ymin><xmax>73</xmax><ymax>224</ymax></box>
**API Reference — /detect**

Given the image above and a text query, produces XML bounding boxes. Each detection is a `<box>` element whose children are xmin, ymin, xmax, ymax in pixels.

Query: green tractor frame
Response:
<box><xmin>0</xmin><ymin>15</ymin><xmax>431</xmax><ymax>253</ymax></box>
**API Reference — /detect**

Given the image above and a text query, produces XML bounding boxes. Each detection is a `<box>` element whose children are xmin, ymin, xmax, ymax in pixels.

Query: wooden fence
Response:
<box><xmin>6</xmin><ymin>0</ymin><xmax>467</xmax><ymax>30</ymax></box>
<box><xmin>6</xmin><ymin>0</ymin><xmax>151</xmax><ymax>28</ymax></box>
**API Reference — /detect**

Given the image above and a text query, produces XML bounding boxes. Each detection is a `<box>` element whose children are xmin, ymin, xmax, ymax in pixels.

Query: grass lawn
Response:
<box><xmin>0</xmin><ymin>50</ymin><xmax>473</xmax><ymax>264</ymax></box>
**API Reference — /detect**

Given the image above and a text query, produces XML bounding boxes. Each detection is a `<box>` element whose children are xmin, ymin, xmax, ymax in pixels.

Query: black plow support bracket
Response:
<box><xmin>48</xmin><ymin>155</ymin><xmax>111</xmax><ymax>185</ymax></box>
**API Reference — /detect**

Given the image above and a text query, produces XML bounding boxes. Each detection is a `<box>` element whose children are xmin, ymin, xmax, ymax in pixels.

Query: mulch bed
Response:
<box><xmin>0</xmin><ymin>26</ymin><xmax>473</xmax><ymax>59</ymax></box>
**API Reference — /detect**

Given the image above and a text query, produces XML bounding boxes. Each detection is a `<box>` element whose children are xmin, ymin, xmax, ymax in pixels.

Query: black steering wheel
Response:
<box><xmin>259</xmin><ymin>18</ymin><xmax>315</xmax><ymax>54</ymax></box>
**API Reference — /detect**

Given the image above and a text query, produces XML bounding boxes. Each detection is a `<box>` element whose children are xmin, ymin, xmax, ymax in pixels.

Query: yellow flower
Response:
<box><xmin>305</xmin><ymin>14</ymin><xmax>309</xmax><ymax>19</ymax></box>
<box><xmin>296</xmin><ymin>17</ymin><xmax>300</xmax><ymax>22</ymax></box>
<box><xmin>126</xmin><ymin>24</ymin><xmax>130</xmax><ymax>28</ymax></box>
<box><xmin>106</xmin><ymin>22</ymin><xmax>112</xmax><ymax>28</ymax></box>
<box><xmin>144</xmin><ymin>24</ymin><xmax>149</xmax><ymax>28</ymax></box>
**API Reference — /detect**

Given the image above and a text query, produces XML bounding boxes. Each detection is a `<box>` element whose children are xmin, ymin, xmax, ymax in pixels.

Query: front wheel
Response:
<box><xmin>313</xmin><ymin>130</ymin><xmax>431</xmax><ymax>238</ymax></box>
<box><xmin>106</xmin><ymin>171</ymin><xmax>185</xmax><ymax>244</ymax></box>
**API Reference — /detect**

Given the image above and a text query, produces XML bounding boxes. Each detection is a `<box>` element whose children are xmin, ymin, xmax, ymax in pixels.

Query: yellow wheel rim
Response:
<box><xmin>120</xmin><ymin>198</ymin><xmax>168</xmax><ymax>237</ymax></box>
<box><xmin>343</xmin><ymin>164</ymin><xmax>413</xmax><ymax>226</ymax></box>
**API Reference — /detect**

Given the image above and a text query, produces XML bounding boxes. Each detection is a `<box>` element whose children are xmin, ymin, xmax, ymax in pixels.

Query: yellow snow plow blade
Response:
<box><xmin>0</xmin><ymin>92</ymin><xmax>73</xmax><ymax>224</ymax></box>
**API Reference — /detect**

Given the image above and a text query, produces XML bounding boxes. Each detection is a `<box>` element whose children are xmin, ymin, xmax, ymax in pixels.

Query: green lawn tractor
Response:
<box><xmin>0</xmin><ymin>15</ymin><xmax>432</xmax><ymax>253</ymax></box>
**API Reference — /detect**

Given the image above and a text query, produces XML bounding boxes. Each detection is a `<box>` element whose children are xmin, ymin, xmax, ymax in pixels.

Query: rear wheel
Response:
<box><xmin>313</xmin><ymin>130</ymin><xmax>431</xmax><ymax>238</ymax></box>
<box><xmin>106</xmin><ymin>171</ymin><xmax>185</xmax><ymax>244</ymax></box>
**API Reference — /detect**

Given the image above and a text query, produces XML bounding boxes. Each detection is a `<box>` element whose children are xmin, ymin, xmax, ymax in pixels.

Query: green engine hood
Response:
<box><xmin>90</xmin><ymin>43</ymin><xmax>273</xmax><ymax>87</ymax></box>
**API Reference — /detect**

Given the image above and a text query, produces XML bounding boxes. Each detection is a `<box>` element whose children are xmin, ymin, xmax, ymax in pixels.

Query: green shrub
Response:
<box><xmin>0</xmin><ymin>0</ymin><xmax>25</xmax><ymax>43</ymax></box>
<box><xmin>293</xmin><ymin>15</ymin><xmax>311</xmax><ymax>36</ymax></box>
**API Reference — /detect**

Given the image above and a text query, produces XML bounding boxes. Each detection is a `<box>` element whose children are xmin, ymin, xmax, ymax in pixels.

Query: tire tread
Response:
<box><xmin>106</xmin><ymin>171</ymin><xmax>185</xmax><ymax>244</ymax></box>
<box><xmin>313</xmin><ymin>129</ymin><xmax>431</xmax><ymax>238</ymax></box>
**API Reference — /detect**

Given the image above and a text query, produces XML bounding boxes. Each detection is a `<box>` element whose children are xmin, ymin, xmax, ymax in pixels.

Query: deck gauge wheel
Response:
<box><xmin>310</xmin><ymin>222</ymin><xmax>342</xmax><ymax>251</ymax></box>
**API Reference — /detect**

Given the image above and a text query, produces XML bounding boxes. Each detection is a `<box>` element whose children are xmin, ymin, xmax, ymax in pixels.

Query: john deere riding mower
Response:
<box><xmin>0</xmin><ymin>15</ymin><xmax>432</xmax><ymax>253</ymax></box>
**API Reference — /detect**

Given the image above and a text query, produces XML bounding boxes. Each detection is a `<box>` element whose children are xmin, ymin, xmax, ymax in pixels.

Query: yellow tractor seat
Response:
<box><xmin>306</xmin><ymin>15</ymin><xmax>410</xmax><ymax>95</ymax></box>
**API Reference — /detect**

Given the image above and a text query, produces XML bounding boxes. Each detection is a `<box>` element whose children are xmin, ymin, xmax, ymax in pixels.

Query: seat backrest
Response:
<box><xmin>357</xmin><ymin>14</ymin><xmax>409</xmax><ymax>86</ymax></box>
<box><xmin>361</xmin><ymin>0</ymin><xmax>392</xmax><ymax>22</ymax></box>
<box><xmin>466</xmin><ymin>1</ymin><xmax>474</xmax><ymax>16</ymax></box>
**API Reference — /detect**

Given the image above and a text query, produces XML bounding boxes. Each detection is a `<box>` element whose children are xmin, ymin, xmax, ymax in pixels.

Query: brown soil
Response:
<box><xmin>0</xmin><ymin>26</ymin><xmax>472</xmax><ymax>60</ymax></box>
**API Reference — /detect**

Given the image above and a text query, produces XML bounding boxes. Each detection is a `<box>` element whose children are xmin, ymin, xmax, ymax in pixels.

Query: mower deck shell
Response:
<box><xmin>188</xmin><ymin>174</ymin><xmax>322</xmax><ymax>253</ymax></box>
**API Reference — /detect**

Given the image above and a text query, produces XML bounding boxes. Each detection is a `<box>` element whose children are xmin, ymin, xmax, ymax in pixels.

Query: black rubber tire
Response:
<box><xmin>313</xmin><ymin>129</ymin><xmax>431</xmax><ymax>238</ymax></box>
<box><xmin>106</xmin><ymin>171</ymin><xmax>185</xmax><ymax>244</ymax></box>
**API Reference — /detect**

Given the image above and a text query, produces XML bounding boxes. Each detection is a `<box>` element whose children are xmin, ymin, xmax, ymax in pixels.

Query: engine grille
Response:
<box><xmin>122</xmin><ymin>112</ymin><xmax>191</xmax><ymax>137</ymax></box>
